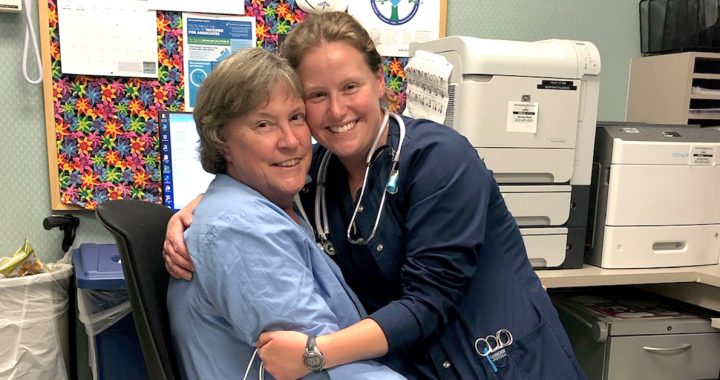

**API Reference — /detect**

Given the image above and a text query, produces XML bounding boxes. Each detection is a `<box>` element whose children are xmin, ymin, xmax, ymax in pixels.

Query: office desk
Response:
<box><xmin>537</xmin><ymin>264</ymin><xmax>720</xmax><ymax>314</ymax></box>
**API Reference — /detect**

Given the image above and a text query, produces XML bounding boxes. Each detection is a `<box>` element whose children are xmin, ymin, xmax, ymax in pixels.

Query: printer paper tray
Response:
<box><xmin>500</xmin><ymin>185</ymin><xmax>571</xmax><ymax>226</ymax></box>
<box><xmin>521</xmin><ymin>227</ymin><xmax>567</xmax><ymax>268</ymax></box>
<box><xmin>595</xmin><ymin>224</ymin><xmax>720</xmax><ymax>269</ymax></box>
<box><xmin>479</xmin><ymin>148</ymin><xmax>574</xmax><ymax>183</ymax></box>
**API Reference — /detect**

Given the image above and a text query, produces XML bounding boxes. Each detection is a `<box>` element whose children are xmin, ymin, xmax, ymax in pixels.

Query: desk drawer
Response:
<box><xmin>606</xmin><ymin>333</ymin><xmax>720</xmax><ymax>380</ymax></box>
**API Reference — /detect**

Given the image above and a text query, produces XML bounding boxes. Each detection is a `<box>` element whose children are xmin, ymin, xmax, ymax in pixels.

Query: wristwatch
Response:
<box><xmin>302</xmin><ymin>336</ymin><xmax>325</xmax><ymax>372</ymax></box>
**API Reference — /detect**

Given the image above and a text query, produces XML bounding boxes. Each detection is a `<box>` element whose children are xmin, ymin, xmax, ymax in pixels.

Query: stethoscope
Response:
<box><xmin>294</xmin><ymin>111</ymin><xmax>406</xmax><ymax>255</ymax></box>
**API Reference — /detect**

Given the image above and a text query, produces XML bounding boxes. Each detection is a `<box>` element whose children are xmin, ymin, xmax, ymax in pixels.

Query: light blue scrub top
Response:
<box><xmin>167</xmin><ymin>174</ymin><xmax>404</xmax><ymax>380</ymax></box>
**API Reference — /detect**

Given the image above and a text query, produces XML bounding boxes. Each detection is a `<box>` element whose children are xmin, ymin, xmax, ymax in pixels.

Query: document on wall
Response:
<box><xmin>348</xmin><ymin>1</ymin><xmax>442</xmax><ymax>57</ymax></box>
<box><xmin>402</xmin><ymin>51</ymin><xmax>452</xmax><ymax>124</ymax></box>
<box><xmin>183</xmin><ymin>13</ymin><xmax>256</xmax><ymax>110</ymax></box>
<box><xmin>57</xmin><ymin>0</ymin><xmax>158</xmax><ymax>78</ymax></box>
<box><xmin>146</xmin><ymin>0</ymin><xmax>244</xmax><ymax>15</ymax></box>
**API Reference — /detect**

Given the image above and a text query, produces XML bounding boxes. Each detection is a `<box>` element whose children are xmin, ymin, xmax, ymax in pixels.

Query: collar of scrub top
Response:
<box><xmin>296</xmin><ymin>111</ymin><xmax>406</xmax><ymax>255</ymax></box>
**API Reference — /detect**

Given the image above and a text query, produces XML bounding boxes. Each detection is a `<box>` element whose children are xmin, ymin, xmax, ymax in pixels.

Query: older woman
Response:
<box><xmin>165</xmin><ymin>48</ymin><xmax>403</xmax><ymax>380</ymax></box>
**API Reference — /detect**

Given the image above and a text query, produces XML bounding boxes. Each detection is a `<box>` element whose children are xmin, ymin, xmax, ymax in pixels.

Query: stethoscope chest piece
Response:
<box><xmin>385</xmin><ymin>169</ymin><xmax>400</xmax><ymax>194</ymax></box>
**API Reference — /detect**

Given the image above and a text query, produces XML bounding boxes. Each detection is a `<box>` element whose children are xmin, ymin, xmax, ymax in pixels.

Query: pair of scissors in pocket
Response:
<box><xmin>474</xmin><ymin>328</ymin><xmax>513</xmax><ymax>373</ymax></box>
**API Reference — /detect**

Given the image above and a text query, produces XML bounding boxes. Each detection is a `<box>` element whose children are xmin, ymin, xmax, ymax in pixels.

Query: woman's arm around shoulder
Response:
<box><xmin>164</xmin><ymin>194</ymin><xmax>202</xmax><ymax>280</ymax></box>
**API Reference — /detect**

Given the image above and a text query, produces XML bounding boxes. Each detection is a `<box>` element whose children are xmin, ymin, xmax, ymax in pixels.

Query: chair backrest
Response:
<box><xmin>96</xmin><ymin>199</ymin><xmax>180</xmax><ymax>380</ymax></box>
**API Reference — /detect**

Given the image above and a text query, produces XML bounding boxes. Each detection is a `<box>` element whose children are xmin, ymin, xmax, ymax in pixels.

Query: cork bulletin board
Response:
<box><xmin>38</xmin><ymin>0</ymin><xmax>446</xmax><ymax>210</ymax></box>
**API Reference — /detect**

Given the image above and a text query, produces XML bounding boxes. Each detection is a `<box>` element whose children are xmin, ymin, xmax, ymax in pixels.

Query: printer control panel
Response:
<box><xmin>574</xmin><ymin>41</ymin><xmax>601</xmax><ymax>76</ymax></box>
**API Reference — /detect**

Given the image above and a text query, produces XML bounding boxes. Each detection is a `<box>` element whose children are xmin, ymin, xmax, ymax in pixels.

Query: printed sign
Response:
<box><xmin>537</xmin><ymin>80</ymin><xmax>577</xmax><ymax>91</ymax></box>
<box><xmin>690</xmin><ymin>146</ymin><xmax>715</xmax><ymax>165</ymax></box>
<box><xmin>506</xmin><ymin>101</ymin><xmax>539</xmax><ymax>133</ymax></box>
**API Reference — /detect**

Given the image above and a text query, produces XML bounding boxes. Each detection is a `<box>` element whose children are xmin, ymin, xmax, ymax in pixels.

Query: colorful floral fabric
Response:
<box><xmin>49</xmin><ymin>0</ymin><xmax>407</xmax><ymax>209</ymax></box>
<box><xmin>384</xmin><ymin>56</ymin><xmax>408</xmax><ymax>113</ymax></box>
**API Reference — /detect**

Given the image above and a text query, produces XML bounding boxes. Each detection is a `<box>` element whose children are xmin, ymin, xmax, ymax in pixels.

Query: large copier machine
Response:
<box><xmin>409</xmin><ymin>36</ymin><xmax>601</xmax><ymax>268</ymax></box>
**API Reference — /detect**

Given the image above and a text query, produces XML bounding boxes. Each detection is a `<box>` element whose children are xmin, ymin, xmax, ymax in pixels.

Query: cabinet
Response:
<box><xmin>626</xmin><ymin>52</ymin><xmax>720</xmax><ymax>127</ymax></box>
<box><xmin>552</xmin><ymin>288</ymin><xmax>720</xmax><ymax>380</ymax></box>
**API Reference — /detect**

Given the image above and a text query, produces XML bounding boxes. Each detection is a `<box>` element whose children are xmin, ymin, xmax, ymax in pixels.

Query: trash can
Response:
<box><xmin>73</xmin><ymin>243</ymin><xmax>149</xmax><ymax>380</ymax></box>
<box><xmin>0</xmin><ymin>263</ymin><xmax>73</xmax><ymax>380</ymax></box>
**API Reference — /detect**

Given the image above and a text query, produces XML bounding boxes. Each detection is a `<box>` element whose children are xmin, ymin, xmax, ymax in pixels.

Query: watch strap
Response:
<box><xmin>306</xmin><ymin>335</ymin><xmax>317</xmax><ymax>350</ymax></box>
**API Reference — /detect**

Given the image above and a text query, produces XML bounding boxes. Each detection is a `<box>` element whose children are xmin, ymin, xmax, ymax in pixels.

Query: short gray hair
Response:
<box><xmin>193</xmin><ymin>48</ymin><xmax>304</xmax><ymax>174</ymax></box>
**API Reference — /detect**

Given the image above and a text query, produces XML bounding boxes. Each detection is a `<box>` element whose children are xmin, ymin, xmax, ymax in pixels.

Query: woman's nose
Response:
<box><xmin>278</xmin><ymin>125</ymin><xmax>301</xmax><ymax>148</ymax></box>
<box><xmin>328</xmin><ymin>95</ymin><xmax>347</xmax><ymax>119</ymax></box>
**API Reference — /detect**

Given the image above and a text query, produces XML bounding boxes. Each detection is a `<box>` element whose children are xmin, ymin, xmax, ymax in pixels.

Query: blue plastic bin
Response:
<box><xmin>73</xmin><ymin>244</ymin><xmax>149</xmax><ymax>380</ymax></box>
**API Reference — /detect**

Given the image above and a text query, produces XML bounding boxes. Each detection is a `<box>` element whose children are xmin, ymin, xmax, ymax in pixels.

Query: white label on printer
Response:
<box><xmin>690</xmin><ymin>146</ymin><xmax>715</xmax><ymax>165</ymax></box>
<box><xmin>507</xmin><ymin>101</ymin><xmax>538</xmax><ymax>133</ymax></box>
<box><xmin>623</xmin><ymin>127</ymin><xmax>640</xmax><ymax>134</ymax></box>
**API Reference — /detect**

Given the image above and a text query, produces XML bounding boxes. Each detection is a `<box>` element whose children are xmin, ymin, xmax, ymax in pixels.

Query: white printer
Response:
<box><xmin>409</xmin><ymin>36</ymin><xmax>601</xmax><ymax>268</ymax></box>
<box><xmin>587</xmin><ymin>125</ymin><xmax>720</xmax><ymax>268</ymax></box>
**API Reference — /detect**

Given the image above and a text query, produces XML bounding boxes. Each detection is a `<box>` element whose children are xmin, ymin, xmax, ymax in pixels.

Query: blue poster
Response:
<box><xmin>183</xmin><ymin>13</ymin><xmax>256</xmax><ymax>110</ymax></box>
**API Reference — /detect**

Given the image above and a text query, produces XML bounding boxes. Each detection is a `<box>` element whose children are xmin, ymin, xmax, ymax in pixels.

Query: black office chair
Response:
<box><xmin>96</xmin><ymin>199</ymin><xmax>180</xmax><ymax>380</ymax></box>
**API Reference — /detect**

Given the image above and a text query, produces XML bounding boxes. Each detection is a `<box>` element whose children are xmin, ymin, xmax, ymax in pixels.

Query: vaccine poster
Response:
<box><xmin>183</xmin><ymin>13</ymin><xmax>256</xmax><ymax>110</ymax></box>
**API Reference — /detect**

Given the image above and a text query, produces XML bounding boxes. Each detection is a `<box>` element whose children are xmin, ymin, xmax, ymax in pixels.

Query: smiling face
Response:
<box><xmin>223</xmin><ymin>82</ymin><xmax>312</xmax><ymax>210</ymax></box>
<box><xmin>297</xmin><ymin>41</ymin><xmax>386</xmax><ymax>168</ymax></box>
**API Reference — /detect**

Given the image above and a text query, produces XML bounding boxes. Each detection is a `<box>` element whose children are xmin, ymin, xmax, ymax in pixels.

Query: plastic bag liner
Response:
<box><xmin>76</xmin><ymin>288</ymin><xmax>131</xmax><ymax>380</ymax></box>
<box><xmin>0</xmin><ymin>263</ymin><xmax>73</xmax><ymax>380</ymax></box>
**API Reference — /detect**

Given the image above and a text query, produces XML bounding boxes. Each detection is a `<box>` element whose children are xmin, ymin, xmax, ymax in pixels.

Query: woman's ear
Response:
<box><xmin>375</xmin><ymin>68</ymin><xmax>386</xmax><ymax>98</ymax></box>
<box><xmin>222</xmin><ymin>143</ymin><xmax>230</xmax><ymax>162</ymax></box>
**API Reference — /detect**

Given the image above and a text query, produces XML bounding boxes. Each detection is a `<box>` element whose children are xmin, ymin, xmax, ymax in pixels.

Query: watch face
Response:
<box><xmin>306</xmin><ymin>354</ymin><xmax>322</xmax><ymax>368</ymax></box>
<box><xmin>303</xmin><ymin>336</ymin><xmax>324</xmax><ymax>371</ymax></box>
<box><xmin>304</xmin><ymin>351</ymin><xmax>324</xmax><ymax>371</ymax></box>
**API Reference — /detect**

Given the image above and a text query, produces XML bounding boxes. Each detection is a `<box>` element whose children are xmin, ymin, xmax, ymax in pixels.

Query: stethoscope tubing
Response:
<box><xmin>294</xmin><ymin>111</ymin><xmax>406</xmax><ymax>255</ymax></box>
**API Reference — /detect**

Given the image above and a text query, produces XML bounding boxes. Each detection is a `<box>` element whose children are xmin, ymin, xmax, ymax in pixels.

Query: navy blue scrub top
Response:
<box><xmin>324</xmin><ymin>144</ymin><xmax>400</xmax><ymax>314</ymax></box>
<box><xmin>299</xmin><ymin>115</ymin><xmax>586</xmax><ymax>380</ymax></box>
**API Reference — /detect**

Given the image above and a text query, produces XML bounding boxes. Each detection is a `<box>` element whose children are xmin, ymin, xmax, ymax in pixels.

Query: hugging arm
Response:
<box><xmin>163</xmin><ymin>194</ymin><xmax>202</xmax><ymax>280</ymax></box>
<box><xmin>197</xmin><ymin>214</ymin><xmax>342</xmax><ymax>378</ymax></box>
<box><xmin>368</xmin><ymin>134</ymin><xmax>490</xmax><ymax>351</ymax></box>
